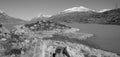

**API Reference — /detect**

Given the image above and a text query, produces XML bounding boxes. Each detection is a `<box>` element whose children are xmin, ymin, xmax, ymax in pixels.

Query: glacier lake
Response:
<box><xmin>65</xmin><ymin>23</ymin><xmax>120</xmax><ymax>54</ymax></box>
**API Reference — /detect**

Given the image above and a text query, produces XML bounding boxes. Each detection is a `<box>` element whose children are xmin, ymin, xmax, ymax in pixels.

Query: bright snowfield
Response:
<box><xmin>63</xmin><ymin>6</ymin><xmax>111</xmax><ymax>13</ymax></box>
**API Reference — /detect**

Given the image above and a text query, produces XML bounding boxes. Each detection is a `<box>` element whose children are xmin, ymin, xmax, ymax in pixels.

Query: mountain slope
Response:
<box><xmin>0</xmin><ymin>12</ymin><xmax>26</xmax><ymax>30</ymax></box>
<box><xmin>49</xmin><ymin>8</ymin><xmax>120</xmax><ymax>25</ymax></box>
<box><xmin>0</xmin><ymin>12</ymin><xmax>25</xmax><ymax>24</ymax></box>
<box><xmin>29</xmin><ymin>14</ymin><xmax>51</xmax><ymax>23</ymax></box>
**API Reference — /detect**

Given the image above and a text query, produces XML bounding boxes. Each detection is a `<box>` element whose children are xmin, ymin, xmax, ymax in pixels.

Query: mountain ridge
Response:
<box><xmin>0</xmin><ymin>12</ymin><xmax>26</xmax><ymax>30</ymax></box>
<box><xmin>49</xmin><ymin>8</ymin><xmax>120</xmax><ymax>25</ymax></box>
<box><xmin>62</xmin><ymin>6</ymin><xmax>111</xmax><ymax>13</ymax></box>
<box><xmin>29</xmin><ymin>6</ymin><xmax>113</xmax><ymax>22</ymax></box>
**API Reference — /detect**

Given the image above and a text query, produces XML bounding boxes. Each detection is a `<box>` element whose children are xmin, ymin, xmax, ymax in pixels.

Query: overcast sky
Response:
<box><xmin>0</xmin><ymin>0</ymin><xmax>120</xmax><ymax>20</ymax></box>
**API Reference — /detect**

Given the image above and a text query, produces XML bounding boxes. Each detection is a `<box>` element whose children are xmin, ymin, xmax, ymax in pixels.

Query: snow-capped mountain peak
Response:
<box><xmin>37</xmin><ymin>13</ymin><xmax>51</xmax><ymax>18</ymax></box>
<box><xmin>97</xmin><ymin>9</ymin><xmax>111</xmax><ymax>13</ymax></box>
<box><xmin>63</xmin><ymin>6</ymin><xmax>95</xmax><ymax>12</ymax></box>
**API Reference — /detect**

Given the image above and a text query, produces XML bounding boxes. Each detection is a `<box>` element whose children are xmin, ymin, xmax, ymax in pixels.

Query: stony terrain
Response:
<box><xmin>0</xmin><ymin>20</ymin><xmax>120</xmax><ymax>57</ymax></box>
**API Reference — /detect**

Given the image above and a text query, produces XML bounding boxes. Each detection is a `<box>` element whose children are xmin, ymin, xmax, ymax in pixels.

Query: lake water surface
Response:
<box><xmin>65</xmin><ymin>23</ymin><xmax>120</xmax><ymax>54</ymax></box>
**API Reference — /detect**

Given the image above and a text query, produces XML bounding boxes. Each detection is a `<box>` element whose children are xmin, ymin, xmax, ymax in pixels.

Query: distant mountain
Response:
<box><xmin>50</xmin><ymin>8</ymin><xmax>120</xmax><ymax>25</ymax></box>
<box><xmin>0</xmin><ymin>11</ymin><xmax>26</xmax><ymax>30</ymax></box>
<box><xmin>100</xmin><ymin>8</ymin><xmax>120</xmax><ymax>25</ymax></box>
<box><xmin>0</xmin><ymin>12</ymin><xmax>25</xmax><ymax>24</ymax></box>
<box><xmin>37</xmin><ymin>13</ymin><xmax>51</xmax><ymax>18</ymax></box>
<box><xmin>29</xmin><ymin>13</ymin><xmax>51</xmax><ymax>23</ymax></box>
<box><xmin>29</xmin><ymin>6</ymin><xmax>95</xmax><ymax>23</ymax></box>
<box><xmin>62</xmin><ymin>6</ymin><xmax>111</xmax><ymax>13</ymax></box>
<box><xmin>63</xmin><ymin>6</ymin><xmax>96</xmax><ymax>13</ymax></box>
<box><xmin>97</xmin><ymin>9</ymin><xmax>111</xmax><ymax>13</ymax></box>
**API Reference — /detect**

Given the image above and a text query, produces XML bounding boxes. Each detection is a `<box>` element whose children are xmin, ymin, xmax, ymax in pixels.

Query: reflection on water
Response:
<box><xmin>66</xmin><ymin>23</ymin><xmax>120</xmax><ymax>54</ymax></box>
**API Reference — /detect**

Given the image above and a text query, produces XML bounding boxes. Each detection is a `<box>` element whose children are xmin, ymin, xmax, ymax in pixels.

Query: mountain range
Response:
<box><xmin>0</xmin><ymin>6</ymin><xmax>120</xmax><ymax>30</ymax></box>
<box><xmin>30</xmin><ymin>6</ymin><xmax>112</xmax><ymax>22</ymax></box>
<box><xmin>62</xmin><ymin>6</ymin><xmax>111</xmax><ymax>13</ymax></box>
<box><xmin>49</xmin><ymin>6</ymin><xmax>120</xmax><ymax>25</ymax></box>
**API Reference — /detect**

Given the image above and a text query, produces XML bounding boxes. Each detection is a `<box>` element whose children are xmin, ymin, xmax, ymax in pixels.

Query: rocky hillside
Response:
<box><xmin>49</xmin><ymin>8</ymin><xmax>120</xmax><ymax>25</ymax></box>
<box><xmin>0</xmin><ymin>12</ymin><xmax>25</xmax><ymax>24</ymax></box>
<box><xmin>0</xmin><ymin>12</ymin><xmax>26</xmax><ymax>30</ymax></box>
<box><xmin>0</xmin><ymin>20</ymin><xmax>119</xmax><ymax>57</ymax></box>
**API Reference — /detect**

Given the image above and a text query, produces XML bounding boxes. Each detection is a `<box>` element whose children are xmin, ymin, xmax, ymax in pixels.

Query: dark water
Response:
<box><xmin>43</xmin><ymin>34</ymin><xmax>101</xmax><ymax>49</ymax></box>
<box><xmin>65</xmin><ymin>23</ymin><xmax>120</xmax><ymax>54</ymax></box>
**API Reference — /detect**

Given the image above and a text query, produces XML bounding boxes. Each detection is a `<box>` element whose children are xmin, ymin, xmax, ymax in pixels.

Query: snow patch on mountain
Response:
<box><xmin>37</xmin><ymin>13</ymin><xmax>51</xmax><ymax>18</ymax></box>
<box><xmin>63</xmin><ymin>6</ymin><xmax>111</xmax><ymax>13</ymax></box>
<box><xmin>98</xmin><ymin>9</ymin><xmax>111</xmax><ymax>13</ymax></box>
<box><xmin>63</xmin><ymin>6</ymin><xmax>95</xmax><ymax>12</ymax></box>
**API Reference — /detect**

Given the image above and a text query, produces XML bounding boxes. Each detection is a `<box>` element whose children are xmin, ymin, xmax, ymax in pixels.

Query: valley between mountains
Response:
<box><xmin>0</xmin><ymin>6</ymin><xmax>120</xmax><ymax>57</ymax></box>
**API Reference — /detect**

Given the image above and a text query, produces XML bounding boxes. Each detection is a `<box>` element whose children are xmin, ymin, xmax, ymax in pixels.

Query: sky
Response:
<box><xmin>0</xmin><ymin>0</ymin><xmax>120</xmax><ymax>20</ymax></box>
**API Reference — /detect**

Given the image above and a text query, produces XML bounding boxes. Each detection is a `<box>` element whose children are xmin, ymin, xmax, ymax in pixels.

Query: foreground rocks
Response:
<box><xmin>0</xmin><ymin>20</ymin><xmax>119</xmax><ymax>57</ymax></box>
<box><xmin>35</xmin><ymin>40</ymin><xmax>119</xmax><ymax>57</ymax></box>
